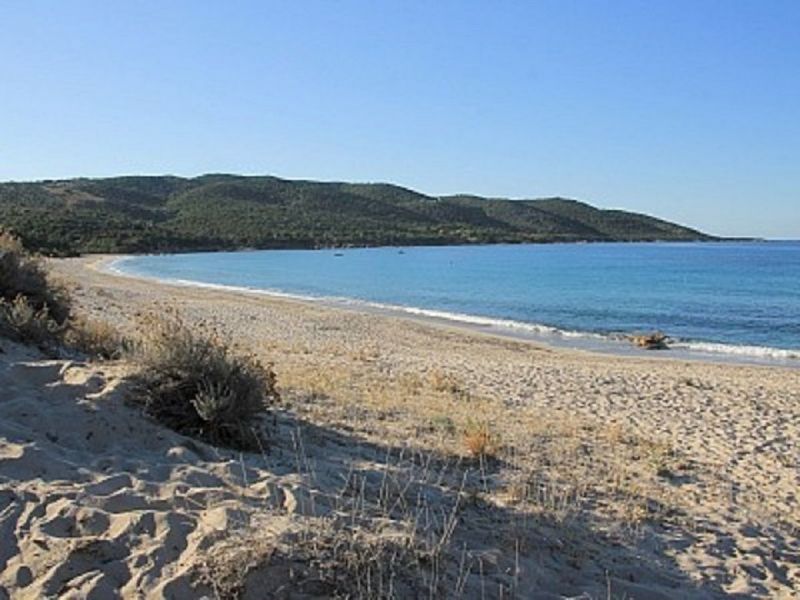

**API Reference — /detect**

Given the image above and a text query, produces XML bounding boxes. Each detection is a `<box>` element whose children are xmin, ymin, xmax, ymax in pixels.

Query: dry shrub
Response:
<box><xmin>132</xmin><ymin>310</ymin><xmax>279</xmax><ymax>451</ymax></box>
<box><xmin>0</xmin><ymin>231</ymin><xmax>70</xmax><ymax>346</ymax></box>
<box><xmin>64</xmin><ymin>317</ymin><xmax>129</xmax><ymax>359</ymax></box>
<box><xmin>0</xmin><ymin>230</ymin><xmax>69</xmax><ymax>324</ymax></box>
<box><xmin>462</xmin><ymin>420</ymin><xmax>499</xmax><ymax>459</ymax></box>
<box><xmin>0</xmin><ymin>295</ymin><xmax>62</xmax><ymax>344</ymax></box>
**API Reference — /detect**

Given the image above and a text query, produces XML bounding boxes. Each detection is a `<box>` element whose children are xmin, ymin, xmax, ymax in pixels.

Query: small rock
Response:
<box><xmin>629</xmin><ymin>331</ymin><xmax>669</xmax><ymax>350</ymax></box>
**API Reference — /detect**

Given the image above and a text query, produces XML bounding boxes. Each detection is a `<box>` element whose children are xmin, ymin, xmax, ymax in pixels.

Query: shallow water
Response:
<box><xmin>113</xmin><ymin>241</ymin><xmax>800</xmax><ymax>364</ymax></box>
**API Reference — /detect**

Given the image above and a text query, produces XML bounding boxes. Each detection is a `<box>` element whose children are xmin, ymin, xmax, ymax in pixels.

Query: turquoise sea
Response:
<box><xmin>112</xmin><ymin>242</ymin><xmax>800</xmax><ymax>365</ymax></box>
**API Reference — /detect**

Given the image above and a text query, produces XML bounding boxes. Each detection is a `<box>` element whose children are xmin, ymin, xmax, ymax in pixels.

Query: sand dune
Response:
<box><xmin>0</xmin><ymin>345</ymin><xmax>259</xmax><ymax>598</ymax></box>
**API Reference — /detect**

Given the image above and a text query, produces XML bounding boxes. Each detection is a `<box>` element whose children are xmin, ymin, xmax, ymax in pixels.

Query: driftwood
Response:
<box><xmin>629</xmin><ymin>331</ymin><xmax>670</xmax><ymax>350</ymax></box>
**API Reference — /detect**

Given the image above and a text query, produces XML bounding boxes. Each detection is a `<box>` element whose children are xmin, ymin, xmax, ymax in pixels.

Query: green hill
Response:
<box><xmin>0</xmin><ymin>174</ymin><xmax>714</xmax><ymax>255</ymax></box>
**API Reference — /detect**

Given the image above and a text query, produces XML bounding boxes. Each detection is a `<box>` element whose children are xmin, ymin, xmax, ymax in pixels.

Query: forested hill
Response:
<box><xmin>0</xmin><ymin>174</ymin><xmax>714</xmax><ymax>255</ymax></box>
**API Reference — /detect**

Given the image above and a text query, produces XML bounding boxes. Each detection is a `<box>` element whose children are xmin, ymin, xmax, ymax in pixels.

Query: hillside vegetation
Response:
<box><xmin>0</xmin><ymin>174</ymin><xmax>713</xmax><ymax>254</ymax></box>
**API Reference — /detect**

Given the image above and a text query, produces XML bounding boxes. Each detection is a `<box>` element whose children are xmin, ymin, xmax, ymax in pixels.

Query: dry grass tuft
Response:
<box><xmin>131</xmin><ymin>310</ymin><xmax>280</xmax><ymax>451</ymax></box>
<box><xmin>195</xmin><ymin>533</ymin><xmax>276</xmax><ymax>600</ymax></box>
<box><xmin>195</xmin><ymin>438</ymin><xmax>466</xmax><ymax>599</ymax></box>
<box><xmin>462</xmin><ymin>419</ymin><xmax>499</xmax><ymax>459</ymax></box>
<box><xmin>428</xmin><ymin>368</ymin><xmax>463</xmax><ymax>395</ymax></box>
<box><xmin>64</xmin><ymin>316</ymin><xmax>129</xmax><ymax>359</ymax></box>
<box><xmin>197</xmin><ymin>517</ymin><xmax>438</xmax><ymax>599</ymax></box>
<box><xmin>286</xmin><ymin>525</ymin><xmax>424</xmax><ymax>598</ymax></box>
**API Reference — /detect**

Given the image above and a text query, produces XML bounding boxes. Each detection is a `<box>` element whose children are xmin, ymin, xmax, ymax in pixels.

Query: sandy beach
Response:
<box><xmin>1</xmin><ymin>255</ymin><xmax>798</xmax><ymax>598</ymax></box>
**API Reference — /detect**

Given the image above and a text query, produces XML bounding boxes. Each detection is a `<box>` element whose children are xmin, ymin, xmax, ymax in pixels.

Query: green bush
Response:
<box><xmin>0</xmin><ymin>231</ymin><xmax>70</xmax><ymax>345</ymax></box>
<box><xmin>132</xmin><ymin>311</ymin><xmax>279</xmax><ymax>451</ymax></box>
<box><xmin>0</xmin><ymin>230</ymin><xmax>70</xmax><ymax>323</ymax></box>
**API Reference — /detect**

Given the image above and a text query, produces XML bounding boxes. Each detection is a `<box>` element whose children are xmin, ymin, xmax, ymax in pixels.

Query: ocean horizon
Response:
<box><xmin>111</xmin><ymin>241</ymin><xmax>800</xmax><ymax>366</ymax></box>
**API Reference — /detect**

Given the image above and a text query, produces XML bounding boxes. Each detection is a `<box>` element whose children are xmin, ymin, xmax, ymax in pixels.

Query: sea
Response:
<box><xmin>110</xmin><ymin>241</ymin><xmax>800</xmax><ymax>366</ymax></box>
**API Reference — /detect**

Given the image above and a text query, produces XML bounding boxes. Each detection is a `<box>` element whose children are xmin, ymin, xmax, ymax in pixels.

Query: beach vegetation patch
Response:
<box><xmin>0</xmin><ymin>294</ymin><xmax>63</xmax><ymax>344</ymax></box>
<box><xmin>132</xmin><ymin>311</ymin><xmax>280</xmax><ymax>451</ymax></box>
<box><xmin>0</xmin><ymin>230</ymin><xmax>69</xmax><ymax>320</ymax></box>
<box><xmin>63</xmin><ymin>316</ymin><xmax>130</xmax><ymax>360</ymax></box>
<box><xmin>0</xmin><ymin>230</ymin><xmax>70</xmax><ymax>345</ymax></box>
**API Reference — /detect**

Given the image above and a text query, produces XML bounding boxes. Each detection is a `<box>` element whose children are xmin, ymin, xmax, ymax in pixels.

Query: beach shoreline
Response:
<box><xmin>93</xmin><ymin>253</ymin><xmax>799</xmax><ymax>370</ymax></box>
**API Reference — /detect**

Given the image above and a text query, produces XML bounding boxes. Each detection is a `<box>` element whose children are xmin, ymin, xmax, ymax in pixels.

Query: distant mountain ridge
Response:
<box><xmin>0</xmin><ymin>174</ymin><xmax>714</xmax><ymax>255</ymax></box>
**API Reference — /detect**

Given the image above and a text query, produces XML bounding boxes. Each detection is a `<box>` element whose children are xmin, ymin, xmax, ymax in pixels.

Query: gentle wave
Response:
<box><xmin>106</xmin><ymin>256</ymin><xmax>799</xmax><ymax>364</ymax></box>
<box><xmin>364</xmin><ymin>306</ymin><xmax>799</xmax><ymax>362</ymax></box>
<box><xmin>672</xmin><ymin>341</ymin><xmax>800</xmax><ymax>361</ymax></box>
<box><xmin>373</xmin><ymin>304</ymin><xmax>601</xmax><ymax>339</ymax></box>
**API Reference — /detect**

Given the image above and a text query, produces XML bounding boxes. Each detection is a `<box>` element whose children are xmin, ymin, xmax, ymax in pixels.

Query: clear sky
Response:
<box><xmin>1</xmin><ymin>1</ymin><xmax>798</xmax><ymax>238</ymax></box>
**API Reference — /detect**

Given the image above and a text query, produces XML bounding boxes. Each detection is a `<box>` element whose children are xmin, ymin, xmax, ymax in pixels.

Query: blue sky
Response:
<box><xmin>1</xmin><ymin>1</ymin><xmax>797</xmax><ymax>238</ymax></box>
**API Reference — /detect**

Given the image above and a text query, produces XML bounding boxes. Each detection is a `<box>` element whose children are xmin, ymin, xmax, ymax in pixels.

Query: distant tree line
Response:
<box><xmin>0</xmin><ymin>175</ymin><xmax>714</xmax><ymax>255</ymax></box>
